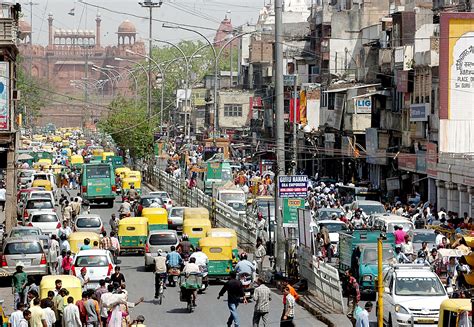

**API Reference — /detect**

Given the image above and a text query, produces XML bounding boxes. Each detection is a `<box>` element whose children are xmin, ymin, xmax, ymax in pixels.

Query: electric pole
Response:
<box><xmin>139</xmin><ymin>1</ymin><xmax>163</xmax><ymax>119</ymax></box>
<box><xmin>25</xmin><ymin>1</ymin><xmax>39</xmax><ymax>128</ymax></box>
<box><xmin>274</xmin><ymin>0</ymin><xmax>285</xmax><ymax>273</ymax></box>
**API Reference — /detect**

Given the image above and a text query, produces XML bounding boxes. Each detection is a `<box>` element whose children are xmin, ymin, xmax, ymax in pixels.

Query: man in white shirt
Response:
<box><xmin>182</xmin><ymin>257</ymin><xmax>201</xmax><ymax>275</ymax></box>
<box><xmin>356</xmin><ymin>301</ymin><xmax>373</xmax><ymax>327</ymax></box>
<box><xmin>8</xmin><ymin>303</ymin><xmax>25</xmax><ymax>327</ymax></box>
<box><xmin>190</xmin><ymin>247</ymin><xmax>209</xmax><ymax>267</ymax></box>
<box><xmin>62</xmin><ymin>297</ymin><xmax>82</xmax><ymax>327</ymax></box>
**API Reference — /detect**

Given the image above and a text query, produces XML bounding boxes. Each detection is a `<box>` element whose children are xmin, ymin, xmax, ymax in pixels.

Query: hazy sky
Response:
<box><xmin>23</xmin><ymin>0</ymin><xmax>269</xmax><ymax>46</ymax></box>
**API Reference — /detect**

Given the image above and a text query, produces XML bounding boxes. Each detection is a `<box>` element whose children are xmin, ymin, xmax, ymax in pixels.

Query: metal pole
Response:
<box><xmin>213</xmin><ymin>56</ymin><xmax>218</xmax><ymax>137</ymax></box>
<box><xmin>84</xmin><ymin>47</ymin><xmax>89</xmax><ymax>129</ymax></box>
<box><xmin>377</xmin><ymin>237</ymin><xmax>384</xmax><ymax>327</ymax></box>
<box><xmin>147</xmin><ymin>7</ymin><xmax>152</xmax><ymax>119</ymax></box>
<box><xmin>274</xmin><ymin>0</ymin><xmax>285</xmax><ymax>272</ymax></box>
<box><xmin>230</xmin><ymin>43</ymin><xmax>233</xmax><ymax>87</ymax></box>
<box><xmin>293</xmin><ymin>76</ymin><xmax>297</xmax><ymax>175</ymax></box>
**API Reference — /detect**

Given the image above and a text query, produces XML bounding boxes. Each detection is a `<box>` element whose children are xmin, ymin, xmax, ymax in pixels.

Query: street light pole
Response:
<box><xmin>274</xmin><ymin>0</ymin><xmax>286</xmax><ymax>273</ymax></box>
<box><xmin>139</xmin><ymin>1</ymin><xmax>163</xmax><ymax>119</ymax></box>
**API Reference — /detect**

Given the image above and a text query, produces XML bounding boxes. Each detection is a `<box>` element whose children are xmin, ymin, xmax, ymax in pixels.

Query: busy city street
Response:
<box><xmin>1</xmin><ymin>0</ymin><xmax>474</xmax><ymax>326</ymax></box>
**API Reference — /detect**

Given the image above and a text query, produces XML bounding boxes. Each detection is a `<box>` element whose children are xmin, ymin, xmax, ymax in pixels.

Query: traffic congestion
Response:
<box><xmin>4</xmin><ymin>128</ymin><xmax>321</xmax><ymax>327</ymax></box>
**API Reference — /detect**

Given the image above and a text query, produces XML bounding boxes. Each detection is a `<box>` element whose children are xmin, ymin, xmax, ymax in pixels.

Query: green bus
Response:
<box><xmin>203</xmin><ymin>161</ymin><xmax>232</xmax><ymax>195</ymax></box>
<box><xmin>80</xmin><ymin>163</ymin><xmax>116</xmax><ymax>207</ymax></box>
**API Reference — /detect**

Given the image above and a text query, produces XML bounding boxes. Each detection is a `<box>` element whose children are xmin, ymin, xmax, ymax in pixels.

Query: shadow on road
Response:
<box><xmin>166</xmin><ymin>308</ymin><xmax>192</xmax><ymax>314</ymax></box>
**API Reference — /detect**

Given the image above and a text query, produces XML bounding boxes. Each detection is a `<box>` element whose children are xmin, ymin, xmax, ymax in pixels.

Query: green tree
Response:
<box><xmin>98</xmin><ymin>96</ymin><xmax>157</xmax><ymax>159</ymax></box>
<box><xmin>16</xmin><ymin>56</ymin><xmax>52</xmax><ymax>125</ymax></box>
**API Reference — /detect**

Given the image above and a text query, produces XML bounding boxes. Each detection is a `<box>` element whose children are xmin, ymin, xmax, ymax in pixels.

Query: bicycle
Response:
<box><xmin>155</xmin><ymin>273</ymin><xmax>167</xmax><ymax>305</ymax></box>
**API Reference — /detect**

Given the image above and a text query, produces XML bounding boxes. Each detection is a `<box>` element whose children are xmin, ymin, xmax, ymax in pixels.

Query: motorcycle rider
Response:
<box><xmin>166</xmin><ymin>246</ymin><xmax>183</xmax><ymax>286</ymax></box>
<box><xmin>235</xmin><ymin>252</ymin><xmax>256</xmax><ymax>280</ymax></box>
<box><xmin>127</xmin><ymin>185</ymin><xmax>138</xmax><ymax>201</ymax></box>
<box><xmin>190</xmin><ymin>247</ymin><xmax>209</xmax><ymax>267</ymax></box>
<box><xmin>182</xmin><ymin>257</ymin><xmax>201</xmax><ymax>306</ymax></box>
<box><xmin>119</xmin><ymin>198</ymin><xmax>131</xmax><ymax>217</ymax></box>
<box><xmin>177</xmin><ymin>234</ymin><xmax>195</xmax><ymax>261</ymax></box>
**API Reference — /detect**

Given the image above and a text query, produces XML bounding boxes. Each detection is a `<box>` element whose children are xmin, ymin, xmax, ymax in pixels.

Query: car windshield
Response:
<box><xmin>318</xmin><ymin>209</ymin><xmax>343</xmax><ymax>220</ymax></box>
<box><xmin>362</xmin><ymin>247</ymin><xmax>394</xmax><ymax>264</ymax></box>
<box><xmin>170</xmin><ymin>208</ymin><xmax>184</xmax><ymax>218</ymax></box>
<box><xmin>75</xmin><ymin>255</ymin><xmax>109</xmax><ymax>267</ymax></box>
<box><xmin>321</xmin><ymin>223</ymin><xmax>347</xmax><ymax>233</ymax></box>
<box><xmin>26</xmin><ymin>200</ymin><xmax>53</xmax><ymax>209</ymax></box>
<box><xmin>32</xmin><ymin>214</ymin><xmax>58</xmax><ymax>223</ymax></box>
<box><xmin>149</xmin><ymin>233</ymin><xmax>177</xmax><ymax>246</ymax></box>
<box><xmin>33</xmin><ymin>175</ymin><xmax>48</xmax><ymax>181</ymax></box>
<box><xmin>395</xmin><ymin>277</ymin><xmax>446</xmax><ymax>296</ymax></box>
<box><xmin>228</xmin><ymin>202</ymin><xmax>246</xmax><ymax>212</ymax></box>
<box><xmin>141</xmin><ymin>197</ymin><xmax>163</xmax><ymax>207</ymax></box>
<box><xmin>76</xmin><ymin>218</ymin><xmax>101</xmax><ymax>228</ymax></box>
<box><xmin>359</xmin><ymin>204</ymin><xmax>385</xmax><ymax>215</ymax></box>
<box><xmin>30</xmin><ymin>193</ymin><xmax>51</xmax><ymax>200</ymax></box>
<box><xmin>413</xmin><ymin>232</ymin><xmax>436</xmax><ymax>244</ymax></box>
<box><xmin>9</xmin><ymin>229</ymin><xmax>41</xmax><ymax>237</ymax></box>
<box><xmin>4</xmin><ymin>242</ymin><xmax>43</xmax><ymax>254</ymax></box>
<box><xmin>220</xmin><ymin>193</ymin><xmax>246</xmax><ymax>203</ymax></box>
<box><xmin>20</xmin><ymin>171</ymin><xmax>33</xmax><ymax>178</ymax></box>
<box><xmin>387</xmin><ymin>222</ymin><xmax>413</xmax><ymax>233</ymax></box>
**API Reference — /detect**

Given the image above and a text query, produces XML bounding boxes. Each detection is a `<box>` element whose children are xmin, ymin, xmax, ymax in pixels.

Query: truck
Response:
<box><xmin>338</xmin><ymin>230</ymin><xmax>395</xmax><ymax>297</ymax></box>
<box><xmin>214</xmin><ymin>182</ymin><xmax>246</xmax><ymax>205</ymax></box>
<box><xmin>200</xmin><ymin>159</ymin><xmax>232</xmax><ymax>195</ymax></box>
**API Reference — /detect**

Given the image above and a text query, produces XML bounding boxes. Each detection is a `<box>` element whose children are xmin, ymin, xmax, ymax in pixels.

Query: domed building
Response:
<box><xmin>17</xmin><ymin>14</ymin><xmax>146</xmax><ymax>127</ymax></box>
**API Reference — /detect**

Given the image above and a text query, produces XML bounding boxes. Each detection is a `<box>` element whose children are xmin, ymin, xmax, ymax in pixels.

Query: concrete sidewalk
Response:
<box><xmin>298</xmin><ymin>291</ymin><xmax>353</xmax><ymax>327</ymax></box>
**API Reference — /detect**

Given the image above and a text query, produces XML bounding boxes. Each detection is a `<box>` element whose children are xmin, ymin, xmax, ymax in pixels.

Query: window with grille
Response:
<box><xmin>223</xmin><ymin>104</ymin><xmax>243</xmax><ymax>117</ymax></box>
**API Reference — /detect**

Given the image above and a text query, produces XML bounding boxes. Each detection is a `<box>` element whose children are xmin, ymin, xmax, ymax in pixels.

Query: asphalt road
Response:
<box><xmin>88</xmin><ymin>192</ymin><xmax>326</xmax><ymax>327</ymax></box>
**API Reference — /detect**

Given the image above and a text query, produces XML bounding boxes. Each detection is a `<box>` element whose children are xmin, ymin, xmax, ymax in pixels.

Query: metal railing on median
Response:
<box><xmin>147</xmin><ymin>167</ymin><xmax>257</xmax><ymax>251</ymax></box>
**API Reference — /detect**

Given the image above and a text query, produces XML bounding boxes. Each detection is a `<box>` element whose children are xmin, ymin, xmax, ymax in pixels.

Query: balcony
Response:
<box><xmin>0</xmin><ymin>19</ymin><xmax>17</xmax><ymax>47</ymax></box>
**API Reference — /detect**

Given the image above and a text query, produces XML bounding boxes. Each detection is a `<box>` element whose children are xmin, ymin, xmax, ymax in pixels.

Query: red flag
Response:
<box><xmin>289</xmin><ymin>98</ymin><xmax>300</xmax><ymax>123</ymax></box>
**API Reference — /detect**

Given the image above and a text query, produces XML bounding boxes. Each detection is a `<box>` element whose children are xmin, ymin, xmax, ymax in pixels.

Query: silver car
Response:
<box><xmin>168</xmin><ymin>207</ymin><xmax>184</xmax><ymax>232</ymax></box>
<box><xmin>74</xmin><ymin>214</ymin><xmax>104</xmax><ymax>234</ymax></box>
<box><xmin>144</xmin><ymin>230</ymin><xmax>179</xmax><ymax>270</ymax></box>
<box><xmin>1</xmin><ymin>236</ymin><xmax>48</xmax><ymax>276</ymax></box>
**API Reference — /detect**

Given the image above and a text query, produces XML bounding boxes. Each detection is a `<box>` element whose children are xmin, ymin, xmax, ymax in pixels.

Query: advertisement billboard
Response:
<box><xmin>354</xmin><ymin>97</ymin><xmax>372</xmax><ymax>114</ymax></box>
<box><xmin>0</xmin><ymin>62</ymin><xmax>9</xmax><ymax>130</ymax></box>
<box><xmin>440</xmin><ymin>13</ymin><xmax>474</xmax><ymax>153</ymax></box>
<box><xmin>410</xmin><ymin>103</ymin><xmax>429</xmax><ymax>122</ymax></box>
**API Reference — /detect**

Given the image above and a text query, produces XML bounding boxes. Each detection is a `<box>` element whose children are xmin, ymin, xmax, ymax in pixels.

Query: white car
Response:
<box><xmin>149</xmin><ymin>191</ymin><xmax>173</xmax><ymax>210</ymax></box>
<box><xmin>74</xmin><ymin>214</ymin><xmax>104</xmax><ymax>234</ymax></box>
<box><xmin>27</xmin><ymin>210</ymin><xmax>61</xmax><ymax>236</ymax></box>
<box><xmin>382</xmin><ymin>264</ymin><xmax>448</xmax><ymax>327</ymax></box>
<box><xmin>28</xmin><ymin>191</ymin><xmax>56</xmax><ymax>207</ymax></box>
<box><xmin>71</xmin><ymin>249</ymin><xmax>115</xmax><ymax>290</ymax></box>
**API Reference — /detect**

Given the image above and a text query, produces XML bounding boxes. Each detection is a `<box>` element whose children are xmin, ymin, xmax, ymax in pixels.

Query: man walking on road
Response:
<box><xmin>281</xmin><ymin>286</ymin><xmax>295</xmax><ymax>327</ymax></box>
<box><xmin>355</xmin><ymin>301</ymin><xmax>372</xmax><ymax>327</ymax></box>
<box><xmin>255</xmin><ymin>238</ymin><xmax>266</xmax><ymax>277</ymax></box>
<box><xmin>218</xmin><ymin>271</ymin><xmax>246</xmax><ymax>327</ymax></box>
<box><xmin>252</xmin><ymin>278</ymin><xmax>271</xmax><ymax>327</ymax></box>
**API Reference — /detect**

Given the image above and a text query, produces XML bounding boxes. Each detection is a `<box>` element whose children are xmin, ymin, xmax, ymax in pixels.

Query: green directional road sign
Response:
<box><xmin>282</xmin><ymin>198</ymin><xmax>305</xmax><ymax>227</ymax></box>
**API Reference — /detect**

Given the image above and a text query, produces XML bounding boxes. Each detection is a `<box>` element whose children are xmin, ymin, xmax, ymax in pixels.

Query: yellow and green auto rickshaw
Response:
<box><xmin>77</xmin><ymin>139</ymin><xmax>86</xmax><ymax>149</ymax></box>
<box><xmin>125</xmin><ymin>170</ymin><xmax>142</xmax><ymax>180</ymax></box>
<box><xmin>121</xmin><ymin>177</ymin><xmax>142</xmax><ymax>201</ymax></box>
<box><xmin>70</xmin><ymin>154</ymin><xmax>84</xmax><ymax>169</ymax></box>
<box><xmin>115</xmin><ymin>167</ymin><xmax>131</xmax><ymax>179</ymax></box>
<box><xmin>182</xmin><ymin>218</ymin><xmax>212</xmax><ymax>247</ymax></box>
<box><xmin>62</xmin><ymin>140</ymin><xmax>70</xmax><ymax>148</ymax></box>
<box><xmin>207</xmin><ymin>228</ymin><xmax>238</xmax><ymax>260</ymax></box>
<box><xmin>199</xmin><ymin>237</ymin><xmax>233</xmax><ymax>279</ymax></box>
<box><xmin>118</xmin><ymin>217</ymin><xmax>148</xmax><ymax>254</ymax></box>
<box><xmin>31</xmin><ymin>179</ymin><xmax>53</xmax><ymax>191</ymax></box>
<box><xmin>438</xmin><ymin>299</ymin><xmax>471</xmax><ymax>326</ymax></box>
<box><xmin>92</xmin><ymin>148</ymin><xmax>104</xmax><ymax>161</ymax></box>
<box><xmin>68</xmin><ymin>232</ymin><xmax>101</xmax><ymax>254</ymax></box>
<box><xmin>141</xmin><ymin>207</ymin><xmax>168</xmax><ymax>231</ymax></box>
<box><xmin>183</xmin><ymin>207</ymin><xmax>209</xmax><ymax>221</ymax></box>
<box><xmin>102</xmin><ymin>151</ymin><xmax>115</xmax><ymax>162</ymax></box>
<box><xmin>40</xmin><ymin>275</ymin><xmax>82</xmax><ymax>305</ymax></box>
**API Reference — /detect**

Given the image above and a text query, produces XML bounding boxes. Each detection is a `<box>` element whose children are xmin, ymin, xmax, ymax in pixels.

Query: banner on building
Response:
<box><xmin>0</xmin><ymin>62</ymin><xmax>9</xmax><ymax>130</ymax></box>
<box><xmin>306</xmin><ymin>88</ymin><xmax>320</xmax><ymax>130</ymax></box>
<box><xmin>354</xmin><ymin>97</ymin><xmax>372</xmax><ymax>114</ymax></box>
<box><xmin>289</xmin><ymin>97</ymin><xmax>300</xmax><ymax>123</ymax></box>
<box><xmin>278</xmin><ymin>175</ymin><xmax>308</xmax><ymax>198</ymax></box>
<box><xmin>439</xmin><ymin>13</ymin><xmax>474</xmax><ymax>154</ymax></box>
<box><xmin>299</xmin><ymin>90</ymin><xmax>307</xmax><ymax>125</ymax></box>
<box><xmin>326</xmin><ymin>93</ymin><xmax>344</xmax><ymax>129</ymax></box>
<box><xmin>386</xmin><ymin>177</ymin><xmax>401</xmax><ymax>191</ymax></box>
<box><xmin>396</xmin><ymin>70</ymin><xmax>409</xmax><ymax>93</ymax></box>
<box><xmin>398</xmin><ymin>153</ymin><xmax>417</xmax><ymax>171</ymax></box>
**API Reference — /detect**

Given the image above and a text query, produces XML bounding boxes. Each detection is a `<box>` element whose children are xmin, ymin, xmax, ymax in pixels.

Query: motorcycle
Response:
<box><xmin>239</xmin><ymin>272</ymin><xmax>254</xmax><ymax>300</ymax></box>
<box><xmin>198</xmin><ymin>265</ymin><xmax>208</xmax><ymax>294</ymax></box>
<box><xmin>168</xmin><ymin>267</ymin><xmax>181</xmax><ymax>287</ymax></box>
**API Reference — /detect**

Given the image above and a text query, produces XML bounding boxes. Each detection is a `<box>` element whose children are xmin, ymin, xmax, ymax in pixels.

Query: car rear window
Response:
<box><xmin>32</xmin><ymin>214</ymin><xmax>58</xmax><ymax>223</ymax></box>
<box><xmin>26</xmin><ymin>200</ymin><xmax>53</xmax><ymax>210</ymax></box>
<box><xmin>149</xmin><ymin>233</ymin><xmax>177</xmax><ymax>246</ymax></box>
<box><xmin>4</xmin><ymin>242</ymin><xmax>43</xmax><ymax>254</ymax></box>
<box><xmin>141</xmin><ymin>197</ymin><xmax>162</xmax><ymax>207</ymax></box>
<box><xmin>170</xmin><ymin>208</ymin><xmax>184</xmax><ymax>217</ymax></box>
<box><xmin>10</xmin><ymin>229</ymin><xmax>41</xmax><ymax>237</ymax></box>
<box><xmin>33</xmin><ymin>175</ymin><xmax>48</xmax><ymax>181</ymax></box>
<box><xmin>75</xmin><ymin>255</ymin><xmax>109</xmax><ymax>267</ymax></box>
<box><xmin>30</xmin><ymin>193</ymin><xmax>51</xmax><ymax>200</ymax></box>
<box><xmin>76</xmin><ymin>218</ymin><xmax>101</xmax><ymax>228</ymax></box>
